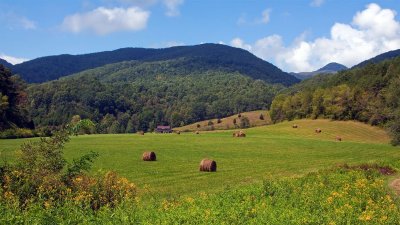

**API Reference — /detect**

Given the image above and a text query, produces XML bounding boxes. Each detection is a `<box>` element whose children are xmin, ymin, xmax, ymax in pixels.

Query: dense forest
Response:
<box><xmin>27</xmin><ymin>59</ymin><xmax>283</xmax><ymax>133</ymax></box>
<box><xmin>270</xmin><ymin>57</ymin><xmax>400</xmax><ymax>145</ymax></box>
<box><xmin>12</xmin><ymin>44</ymin><xmax>298</xmax><ymax>85</ymax></box>
<box><xmin>0</xmin><ymin>65</ymin><xmax>33</xmax><ymax>130</ymax></box>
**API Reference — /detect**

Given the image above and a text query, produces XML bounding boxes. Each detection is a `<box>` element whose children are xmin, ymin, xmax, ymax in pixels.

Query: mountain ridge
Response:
<box><xmin>292</xmin><ymin>62</ymin><xmax>347</xmax><ymax>80</ymax></box>
<box><xmin>0</xmin><ymin>58</ymin><xmax>12</xmax><ymax>69</ymax></box>
<box><xmin>13</xmin><ymin>43</ymin><xmax>299</xmax><ymax>86</ymax></box>
<box><xmin>353</xmin><ymin>49</ymin><xmax>400</xmax><ymax>68</ymax></box>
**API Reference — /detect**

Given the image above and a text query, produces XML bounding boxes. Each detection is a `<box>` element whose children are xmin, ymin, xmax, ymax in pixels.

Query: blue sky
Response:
<box><xmin>0</xmin><ymin>0</ymin><xmax>399</xmax><ymax>72</ymax></box>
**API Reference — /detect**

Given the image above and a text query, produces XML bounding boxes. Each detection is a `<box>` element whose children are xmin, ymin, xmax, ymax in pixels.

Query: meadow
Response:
<box><xmin>1</xmin><ymin>119</ymin><xmax>398</xmax><ymax>199</ymax></box>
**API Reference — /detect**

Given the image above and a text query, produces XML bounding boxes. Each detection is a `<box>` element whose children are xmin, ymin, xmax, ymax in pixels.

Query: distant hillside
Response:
<box><xmin>270</xmin><ymin>56</ymin><xmax>400</xmax><ymax>145</ymax></box>
<box><xmin>27</xmin><ymin>59</ymin><xmax>283</xmax><ymax>133</ymax></box>
<box><xmin>13</xmin><ymin>44</ymin><xmax>299</xmax><ymax>85</ymax></box>
<box><xmin>292</xmin><ymin>62</ymin><xmax>347</xmax><ymax>80</ymax></box>
<box><xmin>176</xmin><ymin>110</ymin><xmax>271</xmax><ymax>132</ymax></box>
<box><xmin>0</xmin><ymin>59</ymin><xmax>12</xmax><ymax>69</ymax></box>
<box><xmin>353</xmin><ymin>49</ymin><xmax>400</xmax><ymax>68</ymax></box>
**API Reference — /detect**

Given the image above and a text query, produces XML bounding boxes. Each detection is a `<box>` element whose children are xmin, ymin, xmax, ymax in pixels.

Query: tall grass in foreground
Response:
<box><xmin>1</xmin><ymin>163</ymin><xmax>399</xmax><ymax>224</ymax></box>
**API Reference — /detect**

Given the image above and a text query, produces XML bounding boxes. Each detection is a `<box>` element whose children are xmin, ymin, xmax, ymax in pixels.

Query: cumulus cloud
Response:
<box><xmin>62</xmin><ymin>7</ymin><xmax>150</xmax><ymax>35</ymax></box>
<box><xmin>230</xmin><ymin>3</ymin><xmax>400</xmax><ymax>72</ymax></box>
<box><xmin>310</xmin><ymin>0</ymin><xmax>324</xmax><ymax>7</ymax></box>
<box><xmin>163</xmin><ymin>0</ymin><xmax>184</xmax><ymax>17</ymax></box>
<box><xmin>0</xmin><ymin>12</ymin><xmax>36</xmax><ymax>30</ymax></box>
<box><xmin>0</xmin><ymin>54</ymin><xmax>29</xmax><ymax>65</ymax></box>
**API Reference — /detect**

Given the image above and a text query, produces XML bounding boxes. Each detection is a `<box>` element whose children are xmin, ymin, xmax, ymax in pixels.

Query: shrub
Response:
<box><xmin>240</xmin><ymin>116</ymin><xmax>250</xmax><ymax>128</ymax></box>
<box><xmin>207</xmin><ymin>120</ymin><xmax>214</xmax><ymax>126</ymax></box>
<box><xmin>0</xmin><ymin>119</ymin><xmax>136</xmax><ymax>210</ymax></box>
<box><xmin>259</xmin><ymin>114</ymin><xmax>264</xmax><ymax>120</ymax></box>
<box><xmin>0</xmin><ymin>128</ymin><xmax>38</xmax><ymax>139</ymax></box>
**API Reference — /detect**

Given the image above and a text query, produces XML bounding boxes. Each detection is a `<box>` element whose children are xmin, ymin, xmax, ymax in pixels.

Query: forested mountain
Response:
<box><xmin>292</xmin><ymin>62</ymin><xmax>347</xmax><ymax>80</ymax></box>
<box><xmin>27</xmin><ymin>58</ymin><xmax>283</xmax><ymax>133</ymax></box>
<box><xmin>317</xmin><ymin>62</ymin><xmax>347</xmax><ymax>72</ymax></box>
<box><xmin>13</xmin><ymin>44</ymin><xmax>299</xmax><ymax>85</ymax></box>
<box><xmin>354</xmin><ymin>49</ymin><xmax>400</xmax><ymax>68</ymax></box>
<box><xmin>0</xmin><ymin>65</ymin><xmax>33</xmax><ymax>130</ymax></box>
<box><xmin>0</xmin><ymin>59</ymin><xmax>12</xmax><ymax>68</ymax></box>
<box><xmin>270</xmin><ymin>56</ymin><xmax>400</xmax><ymax>145</ymax></box>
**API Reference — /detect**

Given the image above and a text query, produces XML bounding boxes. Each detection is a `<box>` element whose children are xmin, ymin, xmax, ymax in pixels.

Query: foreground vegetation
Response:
<box><xmin>1</xmin><ymin>163</ymin><xmax>399</xmax><ymax>224</ymax></box>
<box><xmin>1</xmin><ymin>119</ymin><xmax>400</xmax><ymax>224</ymax></box>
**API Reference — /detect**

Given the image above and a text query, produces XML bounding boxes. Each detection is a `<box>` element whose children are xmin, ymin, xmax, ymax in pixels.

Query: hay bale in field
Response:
<box><xmin>138</xmin><ymin>131</ymin><xmax>144</xmax><ymax>135</ymax></box>
<box><xmin>199</xmin><ymin>159</ymin><xmax>217</xmax><ymax>172</ymax></box>
<box><xmin>315</xmin><ymin>128</ymin><xmax>322</xmax><ymax>133</ymax></box>
<box><xmin>233</xmin><ymin>130</ymin><xmax>246</xmax><ymax>137</ymax></box>
<box><xmin>142</xmin><ymin>151</ymin><xmax>156</xmax><ymax>161</ymax></box>
<box><xmin>292</xmin><ymin>124</ymin><xmax>298</xmax><ymax>128</ymax></box>
<box><xmin>336</xmin><ymin>136</ymin><xmax>342</xmax><ymax>141</ymax></box>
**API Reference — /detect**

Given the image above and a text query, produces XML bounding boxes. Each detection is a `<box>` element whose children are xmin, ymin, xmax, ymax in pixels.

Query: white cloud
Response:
<box><xmin>230</xmin><ymin>38</ymin><xmax>252</xmax><ymax>51</ymax></box>
<box><xmin>62</xmin><ymin>7</ymin><xmax>150</xmax><ymax>35</ymax></box>
<box><xmin>0</xmin><ymin>54</ymin><xmax>29</xmax><ymax>65</ymax></box>
<box><xmin>0</xmin><ymin>13</ymin><xmax>36</xmax><ymax>30</ymax></box>
<box><xmin>163</xmin><ymin>0</ymin><xmax>184</xmax><ymax>17</ymax></box>
<box><xmin>310</xmin><ymin>0</ymin><xmax>324</xmax><ymax>7</ymax></box>
<box><xmin>230</xmin><ymin>3</ymin><xmax>400</xmax><ymax>72</ymax></box>
<box><xmin>260</xmin><ymin>9</ymin><xmax>271</xmax><ymax>24</ymax></box>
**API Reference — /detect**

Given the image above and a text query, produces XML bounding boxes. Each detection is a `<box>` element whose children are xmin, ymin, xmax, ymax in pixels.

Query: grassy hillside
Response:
<box><xmin>176</xmin><ymin>110</ymin><xmax>271</xmax><ymax>131</ymax></box>
<box><xmin>271</xmin><ymin>56</ymin><xmax>400</xmax><ymax>145</ymax></box>
<box><xmin>1</xmin><ymin>119</ymin><xmax>397</xmax><ymax>198</ymax></box>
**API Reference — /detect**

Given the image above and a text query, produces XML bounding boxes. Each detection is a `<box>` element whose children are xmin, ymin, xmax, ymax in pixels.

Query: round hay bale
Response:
<box><xmin>315</xmin><ymin>128</ymin><xmax>322</xmax><ymax>133</ymax></box>
<box><xmin>142</xmin><ymin>151</ymin><xmax>156</xmax><ymax>161</ymax></box>
<box><xmin>199</xmin><ymin>159</ymin><xmax>217</xmax><ymax>172</ymax></box>
<box><xmin>336</xmin><ymin>136</ymin><xmax>342</xmax><ymax>141</ymax></box>
<box><xmin>138</xmin><ymin>131</ymin><xmax>144</xmax><ymax>135</ymax></box>
<box><xmin>292</xmin><ymin>124</ymin><xmax>298</xmax><ymax>128</ymax></box>
<box><xmin>233</xmin><ymin>130</ymin><xmax>246</xmax><ymax>137</ymax></box>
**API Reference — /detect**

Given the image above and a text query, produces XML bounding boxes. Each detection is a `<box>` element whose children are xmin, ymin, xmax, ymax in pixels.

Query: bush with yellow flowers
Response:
<box><xmin>0</xmin><ymin>119</ymin><xmax>136</xmax><ymax>211</ymax></box>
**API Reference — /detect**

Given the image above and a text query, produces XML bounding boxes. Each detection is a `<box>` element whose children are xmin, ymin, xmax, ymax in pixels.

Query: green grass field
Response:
<box><xmin>1</xmin><ymin>119</ymin><xmax>399</xmax><ymax>199</ymax></box>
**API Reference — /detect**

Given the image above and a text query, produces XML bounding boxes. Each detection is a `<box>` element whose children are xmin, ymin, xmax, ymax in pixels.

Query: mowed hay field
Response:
<box><xmin>177</xmin><ymin>110</ymin><xmax>271</xmax><ymax>131</ymax></box>
<box><xmin>1</xmin><ymin>119</ymin><xmax>398</xmax><ymax>198</ymax></box>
